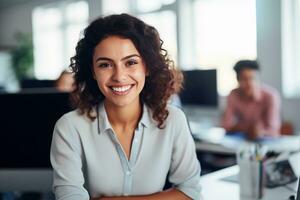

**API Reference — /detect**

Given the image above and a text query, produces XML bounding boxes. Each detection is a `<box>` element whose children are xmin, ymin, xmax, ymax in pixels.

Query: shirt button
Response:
<box><xmin>126</xmin><ymin>171</ymin><xmax>131</xmax><ymax>175</ymax></box>
<box><xmin>134</xmin><ymin>139</ymin><xmax>138</xmax><ymax>143</ymax></box>
<box><xmin>124</xmin><ymin>193</ymin><xmax>129</xmax><ymax>196</ymax></box>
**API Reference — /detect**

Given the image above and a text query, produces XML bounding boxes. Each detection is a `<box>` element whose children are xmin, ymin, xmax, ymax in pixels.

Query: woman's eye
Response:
<box><xmin>98</xmin><ymin>63</ymin><xmax>112</xmax><ymax>68</ymax></box>
<box><xmin>126</xmin><ymin>59</ymin><xmax>138</xmax><ymax>66</ymax></box>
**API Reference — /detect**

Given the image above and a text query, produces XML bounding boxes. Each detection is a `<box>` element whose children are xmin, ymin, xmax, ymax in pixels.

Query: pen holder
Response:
<box><xmin>237</xmin><ymin>142</ymin><xmax>266</xmax><ymax>200</ymax></box>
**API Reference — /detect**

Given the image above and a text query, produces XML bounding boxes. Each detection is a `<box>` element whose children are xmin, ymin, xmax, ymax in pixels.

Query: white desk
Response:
<box><xmin>192</xmin><ymin>126</ymin><xmax>300</xmax><ymax>154</ymax></box>
<box><xmin>200</xmin><ymin>165</ymin><xmax>299</xmax><ymax>200</ymax></box>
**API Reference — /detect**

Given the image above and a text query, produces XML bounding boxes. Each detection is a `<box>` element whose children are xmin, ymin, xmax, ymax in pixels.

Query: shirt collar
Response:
<box><xmin>139</xmin><ymin>103</ymin><xmax>152</xmax><ymax>128</ymax></box>
<box><xmin>97</xmin><ymin>102</ymin><xmax>153</xmax><ymax>134</ymax></box>
<box><xmin>97</xmin><ymin>102</ymin><xmax>113</xmax><ymax>134</ymax></box>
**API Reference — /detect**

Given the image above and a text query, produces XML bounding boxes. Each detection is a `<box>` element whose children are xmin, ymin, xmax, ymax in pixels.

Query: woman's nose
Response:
<box><xmin>112</xmin><ymin>65</ymin><xmax>127</xmax><ymax>82</ymax></box>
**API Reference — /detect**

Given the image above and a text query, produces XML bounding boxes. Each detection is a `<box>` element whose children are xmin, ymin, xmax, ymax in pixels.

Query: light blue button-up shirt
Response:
<box><xmin>50</xmin><ymin>103</ymin><xmax>201</xmax><ymax>200</ymax></box>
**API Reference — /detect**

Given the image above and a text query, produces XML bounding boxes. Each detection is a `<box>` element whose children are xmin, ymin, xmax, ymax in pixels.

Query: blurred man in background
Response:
<box><xmin>222</xmin><ymin>60</ymin><xmax>281</xmax><ymax>140</ymax></box>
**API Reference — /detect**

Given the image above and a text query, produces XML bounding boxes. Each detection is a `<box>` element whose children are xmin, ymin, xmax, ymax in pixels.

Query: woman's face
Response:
<box><xmin>92</xmin><ymin>36</ymin><xmax>147</xmax><ymax>108</ymax></box>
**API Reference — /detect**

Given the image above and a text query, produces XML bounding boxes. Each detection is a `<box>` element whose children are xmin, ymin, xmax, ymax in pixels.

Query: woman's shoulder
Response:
<box><xmin>166</xmin><ymin>105</ymin><xmax>187</xmax><ymax>123</ymax></box>
<box><xmin>164</xmin><ymin>105</ymin><xmax>191</xmax><ymax>138</ymax></box>
<box><xmin>143</xmin><ymin>104</ymin><xmax>187</xmax><ymax>129</ymax></box>
<box><xmin>55</xmin><ymin>109</ymin><xmax>91</xmax><ymax>127</ymax></box>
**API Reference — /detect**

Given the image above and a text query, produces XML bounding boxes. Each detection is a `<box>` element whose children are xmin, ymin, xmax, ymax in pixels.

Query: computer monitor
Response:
<box><xmin>0</xmin><ymin>91</ymin><xmax>73</xmax><ymax>191</ymax></box>
<box><xmin>179</xmin><ymin>69</ymin><xmax>218</xmax><ymax>107</ymax></box>
<box><xmin>21</xmin><ymin>79</ymin><xmax>56</xmax><ymax>89</ymax></box>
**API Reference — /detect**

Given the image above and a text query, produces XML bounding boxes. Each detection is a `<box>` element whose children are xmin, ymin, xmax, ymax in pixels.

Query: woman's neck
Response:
<box><xmin>104</xmin><ymin>100</ymin><xmax>142</xmax><ymax>130</ymax></box>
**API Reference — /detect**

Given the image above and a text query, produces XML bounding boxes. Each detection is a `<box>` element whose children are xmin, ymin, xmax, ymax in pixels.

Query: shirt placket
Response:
<box><xmin>108</xmin><ymin>126</ymin><xmax>143</xmax><ymax>196</ymax></box>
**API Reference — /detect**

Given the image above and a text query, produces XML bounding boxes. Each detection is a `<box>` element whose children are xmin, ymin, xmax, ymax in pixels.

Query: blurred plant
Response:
<box><xmin>11</xmin><ymin>32</ymin><xmax>34</xmax><ymax>80</ymax></box>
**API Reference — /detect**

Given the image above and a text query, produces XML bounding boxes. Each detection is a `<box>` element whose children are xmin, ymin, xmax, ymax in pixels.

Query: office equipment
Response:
<box><xmin>237</xmin><ymin>143</ymin><xmax>265</xmax><ymax>199</ymax></box>
<box><xmin>179</xmin><ymin>69</ymin><xmax>218</xmax><ymax>107</ymax></box>
<box><xmin>221</xmin><ymin>151</ymin><xmax>300</xmax><ymax>191</ymax></box>
<box><xmin>200</xmin><ymin>165</ymin><xmax>299</xmax><ymax>200</ymax></box>
<box><xmin>21</xmin><ymin>79</ymin><xmax>56</xmax><ymax>89</ymax></box>
<box><xmin>0</xmin><ymin>91</ymin><xmax>73</xmax><ymax>191</ymax></box>
<box><xmin>265</xmin><ymin>156</ymin><xmax>298</xmax><ymax>188</ymax></box>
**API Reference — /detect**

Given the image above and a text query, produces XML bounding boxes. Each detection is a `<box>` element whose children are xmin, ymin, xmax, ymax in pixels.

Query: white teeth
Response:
<box><xmin>111</xmin><ymin>85</ymin><xmax>131</xmax><ymax>92</ymax></box>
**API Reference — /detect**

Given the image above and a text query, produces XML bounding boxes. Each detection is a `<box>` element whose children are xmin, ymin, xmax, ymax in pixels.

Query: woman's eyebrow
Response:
<box><xmin>95</xmin><ymin>57</ymin><xmax>113</xmax><ymax>63</ymax></box>
<box><xmin>95</xmin><ymin>54</ymin><xmax>141</xmax><ymax>63</ymax></box>
<box><xmin>121</xmin><ymin>54</ymin><xmax>141</xmax><ymax>61</ymax></box>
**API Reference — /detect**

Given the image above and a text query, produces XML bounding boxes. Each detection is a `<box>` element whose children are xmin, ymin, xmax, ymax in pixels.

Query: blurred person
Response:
<box><xmin>55</xmin><ymin>70</ymin><xmax>75</xmax><ymax>92</ymax></box>
<box><xmin>50</xmin><ymin>14</ymin><xmax>201</xmax><ymax>200</ymax></box>
<box><xmin>169</xmin><ymin>70</ymin><xmax>183</xmax><ymax>108</ymax></box>
<box><xmin>222</xmin><ymin>60</ymin><xmax>281</xmax><ymax>139</ymax></box>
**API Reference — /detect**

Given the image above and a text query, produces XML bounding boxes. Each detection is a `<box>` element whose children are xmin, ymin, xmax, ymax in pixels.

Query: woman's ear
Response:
<box><xmin>145</xmin><ymin>64</ymin><xmax>150</xmax><ymax>77</ymax></box>
<box><xmin>146</xmin><ymin>69</ymin><xmax>150</xmax><ymax>77</ymax></box>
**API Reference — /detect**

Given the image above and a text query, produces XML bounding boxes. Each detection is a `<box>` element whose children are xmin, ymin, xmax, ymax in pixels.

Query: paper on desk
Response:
<box><xmin>189</xmin><ymin>121</ymin><xmax>226</xmax><ymax>143</ymax></box>
<box><xmin>260</xmin><ymin>136</ymin><xmax>300</xmax><ymax>152</ymax></box>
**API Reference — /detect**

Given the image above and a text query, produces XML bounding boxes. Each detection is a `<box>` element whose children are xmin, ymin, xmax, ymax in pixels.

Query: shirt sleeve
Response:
<box><xmin>50</xmin><ymin>115</ymin><xmax>90</xmax><ymax>200</ymax></box>
<box><xmin>168</xmin><ymin>109</ymin><xmax>201</xmax><ymax>200</ymax></box>
<box><xmin>262</xmin><ymin>90</ymin><xmax>281</xmax><ymax>136</ymax></box>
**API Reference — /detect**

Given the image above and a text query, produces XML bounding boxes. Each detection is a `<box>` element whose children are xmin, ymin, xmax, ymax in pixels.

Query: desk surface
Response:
<box><xmin>193</xmin><ymin>126</ymin><xmax>300</xmax><ymax>154</ymax></box>
<box><xmin>200</xmin><ymin>165</ymin><xmax>299</xmax><ymax>200</ymax></box>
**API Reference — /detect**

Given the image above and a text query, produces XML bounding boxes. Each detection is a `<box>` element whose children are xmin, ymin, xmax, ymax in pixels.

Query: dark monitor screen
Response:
<box><xmin>179</xmin><ymin>69</ymin><xmax>218</xmax><ymax>106</ymax></box>
<box><xmin>0</xmin><ymin>92</ymin><xmax>73</xmax><ymax>169</ymax></box>
<box><xmin>21</xmin><ymin>79</ymin><xmax>55</xmax><ymax>89</ymax></box>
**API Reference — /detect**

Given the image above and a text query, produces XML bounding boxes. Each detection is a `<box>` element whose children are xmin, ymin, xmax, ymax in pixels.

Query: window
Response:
<box><xmin>102</xmin><ymin>0</ymin><xmax>130</xmax><ymax>15</ymax></box>
<box><xmin>136</xmin><ymin>0</ymin><xmax>175</xmax><ymax>12</ymax></box>
<box><xmin>101</xmin><ymin>0</ymin><xmax>178</xmax><ymax>65</ymax></box>
<box><xmin>100</xmin><ymin>0</ymin><xmax>257</xmax><ymax>96</ymax></box>
<box><xmin>32</xmin><ymin>1</ymin><xmax>88</xmax><ymax>79</ymax></box>
<box><xmin>138</xmin><ymin>11</ymin><xmax>177</xmax><ymax>62</ymax></box>
<box><xmin>192</xmin><ymin>0</ymin><xmax>257</xmax><ymax>95</ymax></box>
<box><xmin>282</xmin><ymin>0</ymin><xmax>300</xmax><ymax>98</ymax></box>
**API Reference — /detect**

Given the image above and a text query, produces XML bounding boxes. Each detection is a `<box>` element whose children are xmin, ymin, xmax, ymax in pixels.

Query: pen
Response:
<box><xmin>258</xmin><ymin>160</ymin><xmax>263</xmax><ymax>198</ymax></box>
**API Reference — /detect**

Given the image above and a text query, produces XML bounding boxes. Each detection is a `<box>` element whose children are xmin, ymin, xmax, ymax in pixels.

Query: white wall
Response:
<box><xmin>0</xmin><ymin>0</ymin><xmax>49</xmax><ymax>46</ymax></box>
<box><xmin>256</xmin><ymin>0</ymin><xmax>300</xmax><ymax>133</ymax></box>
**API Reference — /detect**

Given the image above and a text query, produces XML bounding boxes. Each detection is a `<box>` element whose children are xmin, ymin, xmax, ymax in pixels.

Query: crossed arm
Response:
<box><xmin>91</xmin><ymin>188</ymin><xmax>191</xmax><ymax>200</ymax></box>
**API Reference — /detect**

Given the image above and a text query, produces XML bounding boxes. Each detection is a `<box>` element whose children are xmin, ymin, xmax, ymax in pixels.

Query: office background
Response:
<box><xmin>0</xmin><ymin>0</ymin><xmax>300</xmax><ymax>199</ymax></box>
<box><xmin>1</xmin><ymin>0</ymin><xmax>300</xmax><ymax>133</ymax></box>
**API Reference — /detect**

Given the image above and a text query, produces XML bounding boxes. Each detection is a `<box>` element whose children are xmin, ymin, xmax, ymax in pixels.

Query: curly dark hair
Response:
<box><xmin>70</xmin><ymin>13</ymin><xmax>183</xmax><ymax>128</ymax></box>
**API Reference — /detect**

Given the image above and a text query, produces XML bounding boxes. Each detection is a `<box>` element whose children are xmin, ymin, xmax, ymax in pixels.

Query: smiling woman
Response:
<box><xmin>50</xmin><ymin>14</ymin><xmax>201</xmax><ymax>200</ymax></box>
<box><xmin>92</xmin><ymin>36</ymin><xmax>147</xmax><ymax>110</ymax></box>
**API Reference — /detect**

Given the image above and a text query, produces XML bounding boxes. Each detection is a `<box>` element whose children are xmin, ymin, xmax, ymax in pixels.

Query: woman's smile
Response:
<box><xmin>109</xmin><ymin>84</ymin><xmax>135</xmax><ymax>95</ymax></box>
